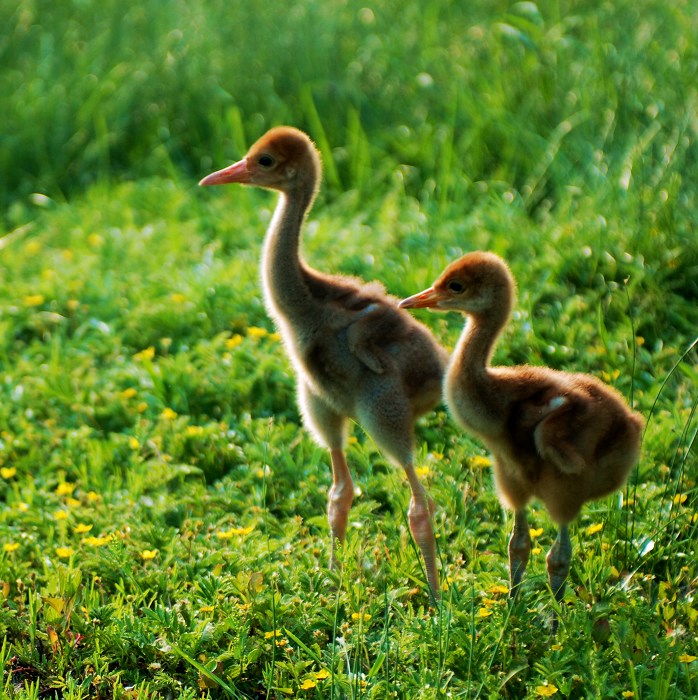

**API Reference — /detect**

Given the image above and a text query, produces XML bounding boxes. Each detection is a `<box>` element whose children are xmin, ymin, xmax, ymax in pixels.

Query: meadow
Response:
<box><xmin>1</xmin><ymin>0</ymin><xmax>697</xmax><ymax>697</ymax></box>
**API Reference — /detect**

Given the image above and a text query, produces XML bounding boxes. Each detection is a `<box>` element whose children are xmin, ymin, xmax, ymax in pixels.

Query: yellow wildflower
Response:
<box><xmin>679</xmin><ymin>654</ymin><xmax>696</xmax><ymax>663</ymax></box>
<box><xmin>87</xmin><ymin>233</ymin><xmax>104</xmax><ymax>248</ymax></box>
<box><xmin>351</xmin><ymin>612</ymin><xmax>372</xmax><ymax>623</ymax></box>
<box><xmin>133</xmin><ymin>346</ymin><xmax>155</xmax><ymax>362</ymax></box>
<box><xmin>264</xmin><ymin>630</ymin><xmax>282</xmax><ymax>639</ymax></box>
<box><xmin>269</xmin><ymin>332</ymin><xmax>281</xmax><ymax>342</ymax></box>
<box><xmin>225</xmin><ymin>334</ymin><xmax>243</xmax><ymax>349</ymax></box>
<box><xmin>622</xmin><ymin>692</ymin><xmax>635</xmax><ymax>698</ymax></box>
<box><xmin>54</xmin><ymin>510</ymin><xmax>69</xmax><ymax>521</ymax></box>
<box><xmin>23</xmin><ymin>294</ymin><xmax>45</xmax><ymax>307</ymax></box>
<box><xmin>128</xmin><ymin>437</ymin><xmax>140</xmax><ymax>450</ymax></box>
<box><xmin>160</xmin><ymin>407</ymin><xmax>177</xmax><ymax>421</ymax></box>
<box><xmin>170</xmin><ymin>293</ymin><xmax>186</xmax><ymax>304</ymax></box>
<box><xmin>73</xmin><ymin>523</ymin><xmax>93</xmax><ymax>534</ymax></box>
<box><xmin>529</xmin><ymin>527</ymin><xmax>544</xmax><ymax>538</ymax></box>
<box><xmin>55</xmin><ymin>482</ymin><xmax>76</xmax><ymax>496</ymax></box>
<box><xmin>487</xmin><ymin>583</ymin><xmax>510</xmax><ymax>595</ymax></box>
<box><xmin>247</xmin><ymin>326</ymin><xmax>268</xmax><ymax>339</ymax></box>
<box><xmin>673</xmin><ymin>494</ymin><xmax>687</xmax><ymax>506</ymax></box>
<box><xmin>86</xmin><ymin>491</ymin><xmax>101</xmax><ymax>503</ymax></box>
<box><xmin>186</xmin><ymin>425</ymin><xmax>205</xmax><ymax>437</ymax></box>
<box><xmin>535</xmin><ymin>684</ymin><xmax>559</xmax><ymax>697</ymax></box>
<box><xmin>551</xmin><ymin>643</ymin><xmax>563</xmax><ymax>652</ymax></box>
<box><xmin>476</xmin><ymin>607</ymin><xmax>493</xmax><ymax>618</ymax></box>
<box><xmin>65</xmin><ymin>497</ymin><xmax>80</xmax><ymax>508</ymax></box>
<box><xmin>120</xmin><ymin>387</ymin><xmax>137</xmax><ymax>399</ymax></box>
<box><xmin>56</xmin><ymin>547</ymin><xmax>74</xmax><ymax>559</ymax></box>
<box><xmin>532</xmin><ymin>547</ymin><xmax>541</xmax><ymax>555</ymax></box>
<box><xmin>586</xmin><ymin>523</ymin><xmax>604</xmax><ymax>536</ymax></box>
<box><xmin>469</xmin><ymin>455</ymin><xmax>492</xmax><ymax>469</ymax></box>
<box><xmin>300</xmin><ymin>679</ymin><xmax>316</xmax><ymax>690</ymax></box>
<box><xmin>415</xmin><ymin>465</ymin><xmax>431</xmax><ymax>479</ymax></box>
<box><xmin>140</xmin><ymin>549</ymin><xmax>158</xmax><ymax>561</ymax></box>
<box><xmin>17</xmin><ymin>503</ymin><xmax>29</xmax><ymax>512</ymax></box>
<box><xmin>0</xmin><ymin>467</ymin><xmax>16</xmax><ymax>479</ymax></box>
<box><xmin>3</xmin><ymin>543</ymin><xmax>20</xmax><ymax>553</ymax></box>
<box><xmin>315</xmin><ymin>669</ymin><xmax>330</xmax><ymax>680</ymax></box>
<box><xmin>199</xmin><ymin>605</ymin><xmax>214</xmax><ymax>613</ymax></box>
<box><xmin>24</xmin><ymin>241</ymin><xmax>41</xmax><ymax>255</ymax></box>
<box><xmin>84</xmin><ymin>535</ymin><xmax>111</xmax><ymax>546</ymax></box>
<box><xmin>137</xmin><ymin>401</ymin><xmax>148</xmax><ymax>413</ymax></box>
<box><xmin>217</xmin><ymin>526</ymin><xmax>254</xmax><ymax>539</ymax></box>
<box><xmin>66</xmin><ymin>299</ymin><xmax>80</xmax><ymax>311</ymax></box>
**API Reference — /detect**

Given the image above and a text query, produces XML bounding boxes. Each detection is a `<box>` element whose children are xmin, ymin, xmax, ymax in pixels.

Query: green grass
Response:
<box><xmin>1</xmin><ymin>0</ymin><xmax>697</xmax><ymax>697</ymax></box>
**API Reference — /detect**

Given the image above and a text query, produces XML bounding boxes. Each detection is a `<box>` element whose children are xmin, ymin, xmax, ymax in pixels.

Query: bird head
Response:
<box><xmin>199</xmin><ymin>126</ymin><xmax>321</xmax><ymax>194</ymax></box>
<box><xmin>399</xmin><ymin>251</ymin><xmax>515</xmax><ymax>316</ymax></box>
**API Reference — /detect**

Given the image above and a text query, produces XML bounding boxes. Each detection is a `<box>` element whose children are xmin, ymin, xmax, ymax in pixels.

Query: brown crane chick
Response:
<box><xmin>400</xmin><ymin>251</ymin><xmax>643</xmax><ymax>607</ymax></box>
<box><xmin>200</xmin><ymin>127</ymin><xmax>448</xmax><ymax>599</ymax></box>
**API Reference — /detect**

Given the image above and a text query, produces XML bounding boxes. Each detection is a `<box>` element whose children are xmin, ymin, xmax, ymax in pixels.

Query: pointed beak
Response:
<box><xmin>199</xmin><ymin>158</ymin><xmax>250</xmax><ymax>186</ymax></box>
<box><xmin>399</xmin><ymin>286</ymin><xmax>445</xmax><ymax>309</ymax></box>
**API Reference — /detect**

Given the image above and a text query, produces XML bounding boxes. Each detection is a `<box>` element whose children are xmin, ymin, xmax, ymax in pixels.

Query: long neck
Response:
<box><xmin>448</xmin><ymin>302</ymin><xmax>510</xmax><ymax>390</ymax></box>
<box><xmin>261</xmin><ymin>171</ymin><xmax>318</xmax><ymax>319</ymax></box>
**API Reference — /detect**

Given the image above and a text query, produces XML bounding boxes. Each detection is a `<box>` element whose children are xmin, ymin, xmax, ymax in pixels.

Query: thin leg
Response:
<box><xmin>328</xmin><ymin>448</ymin><xmax>355</xmax><ymax>570</ymax></box>
<box><xmin>508</xmin><ymin>510</ymin><xmax>531</xmax><ymax>597</ymax></box>
<box><xmin>404</xmin><ymin>465</ymin><xmax>440</xmax><ymax>602</ymax></box>
<box><xmin>546</xmin><ymin>524</ymin><xmax>572</xmax><ymax>602</ymax></box>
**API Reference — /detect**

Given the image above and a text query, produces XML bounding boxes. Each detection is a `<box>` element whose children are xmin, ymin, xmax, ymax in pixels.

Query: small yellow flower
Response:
<box><xmin>186</xmin><ymin>425</ymin><xmax>205</xmax><ymax>437</ymax></box>
<box><xmin>679</xmin><ymin>654</ymin><xmax>696</xmax><ymax>663</ymax></box>
<box><xmin>636</xmin><ymin>336</ymin><xmax>645</xmax><ymax>346</ymax></box>
<box><xmin>532</xmin><ymin>547</ymin><xmax>542</xmax><ymax>555</ymax></box>
<box><xmin>55</xmin><ymin>481</ymin><xmax>76</xmax><ymax>496</ymax></box>
<box><xmin>120</xmin><ymin>387</ymin><xmax>138</xmax><ymax>399</ymax></box>
<box><xmin>225</xmin><ymin>334</ymin><xmax>243</xmax><ymax>349</ymax></box>
<box><xmin>23</xmin><ymin>294</ymin><xmax>45</xmax><ymax>307</ymax></box>
<box><xmin>622</xmin><ymin>692</ymin><xmax>635</xmax><ymax>698</ymax></box>
<box><xmin>551</xmin><ymin>643</ymin><xmax>563</xmax><ymax>652</ymax></box>
<box><xmin>315</xmin><ymin>669</ymin><xmax>330</xmax><ymax>680</ymax></box>
<box><xmin>469</xmin><ymin>455</ymin><xmax>492</xmax><ymax>469</ymax></box>
<box><xmin>535</xmin><ymin>684</ymin><xmax>559</xmax><ymax>697</ymax></box>
<box><xmin>264</xmin><ymin>630</ymin><xmax>282</xmax><ymax>639</ymax></box>
<box><xmin>300</xmin><ymin>679</ymin><xmax>316</xmax><ymax>690</ymax></box>
<box><xmin>56</xmin><ymin>547</ymin><xmax>74</xmax><ymax>559</ymax></box>
<box><xmin>199</xmin><ymin>605</ymin><xmax>214</xmax><ymax>613</ymax></box>
<box><xmin>269</xmin><ymin>332</ymin><xmax>281</xmax><ymax>342</ymax></box>
<box><xmin>3</xmin><ymin>543</ymin><xmax>20</xmax><ymax>553</ymax></box>
<box><xmin>86</xmin><ymin>491</ymin><xmax>101</xmax><ymax>503</ymax></box>
<box><xmin>529</xmin><ymin>527</ymin><xmax>544</xmax><ymax>538</ymax></box>
<box><xmin>415</xmin><ymin>465</ymin><xmax>431</xmax><ymax>479</ymax></box>
<box><xmin>216</xmin><ymin>525</ymin><xmax>254</xmax><ymax>539</ymax></box>
<box><xmin>73</xmin><ymin>523</ymin><xmax>93</xmax><ymax>534</ymax></box>
<box><xmin>351</xmin><ymin>612</ymin><xmax>372</xmax><ymax>623</ymax></box>
<box><xmin>66</xmin><ymin>299</ymin><xmax>80</xmax><ymax>311</ymax></box>
<box><xmin>586</xmin><ymin>523</ymin><xmax>604</xmax><ymax>536</ymax></box>
<box><xmin>65</xmin><ymin>497</ymin><xmax>80</xmax><ymax>508</ymax></box>
<box><xmin>133</xmin><ymin>346</ymin><xmax>156</xmax><ymax>362</ymax></box>
<box><xmin>247</xmin><ymin>326</ymin><xmax>268</xmax><ymax>339</ymax></box>
<box><xmin>1</xmin><ymin>467</ymin><xmax>16</xmax><ymax>479</ymax></box>
<box><xmin>17</xmin><ymin>502</ymin><xmax>29</xmax><ymax>512</ymax></box>
<box><xmin>137</xmin><ymin>401</ymin><xmax>148</xmax><ymax>413</ymax></box>
<box><xmin>347</xmin><ymin>436</ymin><xmax>358</xmax><ymax>445</ymax></box>
<box><xmin>170</xmin><ymin>293</ymin><xmax>186</xmax><ymax>304</ymax></box>
<box><xmin>476</xmin><ymin>607</ymin><xmax>493</xmax><ymax>618</ymax></box>
<box><xmin>87</xmin><ymin>233</ymin><xmax>104</xmax><ymax>248</ymax></box>
<box><xmin>54</xmin><ymin>510</ymin><xmax>69</xmax><ymax>521</ymax></box>
<box><xmin>140</xmin><ymin>549</ymin><xmax>158</xmax><ymax>561</ymax></box>
<box><xmin>24</xmin><ymin>241</ymin><xmax>41</xmax><ymax>255</ymax></box>
<box><xmin>673</xmin><ymin>494</ymin><xmax>688</xmax><ymax>506</ymax></box>
<box><xmin>160</xmin><ymin>407</ymin><xmax>178</xmax><ymax>421</ymax></box>
<box><xmin>128</xmin><ymin>437</ymin><xmax>140</xmax><ymax>450</ymax></box>
<box><xmin>84</xmin><ymin>535</ymin><xmax>112</xmax><ymax>546</ymax></box>
<box><xmin>487</xmin><ymin>583</ymin><xmax>510</xmax><ymax>595</ymax></box>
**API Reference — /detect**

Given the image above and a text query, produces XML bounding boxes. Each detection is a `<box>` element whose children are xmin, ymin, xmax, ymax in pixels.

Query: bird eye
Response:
<box><xmin>258</xmin><ymin>154</ymin><xmax>275</xmax><ymax>168</ymax></box>
<box><xmin>447</xmin><ymin>280</ymin><xmax>465</xmax><ymax>294</ymax></box>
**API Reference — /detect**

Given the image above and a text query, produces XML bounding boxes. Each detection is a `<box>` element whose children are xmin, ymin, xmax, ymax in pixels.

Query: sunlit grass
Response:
<box><xmin>1</xmin><ymin>0</ymin><xmax>697</xmax><ymax>697</ymax></box>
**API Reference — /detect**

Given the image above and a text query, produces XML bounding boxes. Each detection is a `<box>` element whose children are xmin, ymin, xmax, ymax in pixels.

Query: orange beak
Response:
<box><xmin>399</xmin><ymin>286</ymin><xmax>445</xmax><ymax>309</ymax></box>
<box><xmin>199</xmin><ymin>158</ymin><xmax>250</xmax><ymax>186</ymax></box>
